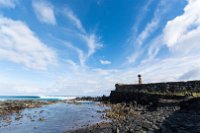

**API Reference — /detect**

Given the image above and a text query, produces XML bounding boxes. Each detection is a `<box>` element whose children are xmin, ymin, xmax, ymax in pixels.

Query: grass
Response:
<box><xmin>143</xmin><ymin>91</ymin><xmax>200</xmax><ymax>97</ymax></box>
<box><xmin>191</xmin><ymin>92</ymin><xmax>200</xmax><ymax>97</ymax></box>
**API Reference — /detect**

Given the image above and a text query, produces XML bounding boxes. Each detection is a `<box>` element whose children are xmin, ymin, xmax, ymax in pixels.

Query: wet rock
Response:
<box><xmin>38</xmin><ymin>118</ymin><xmax>45</xmax><ymax>122</ymax></box>
<box><xmin>66</xmin><ymin>97</ymin><xmax>200</xmax><ymax>133</ymax></box>
<box><xmin>142</xmin><ymin>122</ymin><xmax>152</xmax><ymax>130</ymax></box>
<box><xmin>0</xmin><ymin>100</ymin><xmax>57</xmax><ymax>116</ymax></box>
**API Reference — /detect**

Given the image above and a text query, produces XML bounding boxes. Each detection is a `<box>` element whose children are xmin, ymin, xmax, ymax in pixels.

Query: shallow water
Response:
<box><xmin>0</xmin><ymin>102</ymin><xmax>108</xmax><ymax>133</ymax></box>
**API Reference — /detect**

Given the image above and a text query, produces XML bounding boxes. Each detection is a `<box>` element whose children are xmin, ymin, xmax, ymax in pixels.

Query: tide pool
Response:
<box><xmin>0</xmin><ymin>101</ymin><xmax>108</xmax><ymax>133</ymax></box>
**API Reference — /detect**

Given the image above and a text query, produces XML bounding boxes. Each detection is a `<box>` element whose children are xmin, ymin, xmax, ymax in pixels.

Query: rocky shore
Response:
<box><xmin>1</xmin><ymin>96</ymin><xmax>200</xmax><ymax>133</ymax></box>
<box><xmin>0</xmin><ymin>100</ymin><xmax>57</xmax><ymax>115</ymax></box>
<box><xmin>0</xmin><ymin>100</ymin><xmax>58</xmax><ymax>128</ymax></box>
<box><xmin>67</xmin><ymin>97</ymin><xmax>200</xmax><ymax>133</ymax></box>
<box><xmin>74</xmin><ymin>95</ymin><xmax>109</xmax><ymax>102</ymax></box>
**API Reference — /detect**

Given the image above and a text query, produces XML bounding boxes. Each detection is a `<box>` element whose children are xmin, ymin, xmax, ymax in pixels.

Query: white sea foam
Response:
<box><xmin>0</xmin><ymin>99</ymin><xmax>6</xmax><ymax>101</ymax></box>
<box><xmin>39</xmin><ymin>96</ymin><xmax>76</xmax><ymax>100</ymax></box>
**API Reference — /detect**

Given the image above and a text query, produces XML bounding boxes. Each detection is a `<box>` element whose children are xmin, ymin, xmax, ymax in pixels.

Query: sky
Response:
<box><xmin>0</xmin><ymin>0</ymin><xmax>200</xmax><ymax>96</ymax></box>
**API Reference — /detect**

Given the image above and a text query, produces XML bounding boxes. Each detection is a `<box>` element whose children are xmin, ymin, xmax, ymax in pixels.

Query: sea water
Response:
<box><xmin>0</xmin><ymin>96</ymin><xmax>108</xmax><ymax>133</ymax></box>
<box><xmin>0</xmin><ymin>95</ymin><xmax>76</xmax><ymax>101</ymax></box>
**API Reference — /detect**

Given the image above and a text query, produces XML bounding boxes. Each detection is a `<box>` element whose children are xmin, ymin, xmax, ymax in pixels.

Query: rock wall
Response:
<box><xmin>115</xmin><ymin>80</ymin><xmax>200</xmax><ymax>93</ymax></box>
<box><xmin>110</xmin><ymin>80</ymin><xmax>200</xmax><ymax>103</ymax></box>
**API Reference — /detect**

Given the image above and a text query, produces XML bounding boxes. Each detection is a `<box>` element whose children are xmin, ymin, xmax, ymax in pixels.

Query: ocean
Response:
<box><xmin>0</xmin><ymin>95</ymin><xmax>76</xmax><ymax>101</ymax></box>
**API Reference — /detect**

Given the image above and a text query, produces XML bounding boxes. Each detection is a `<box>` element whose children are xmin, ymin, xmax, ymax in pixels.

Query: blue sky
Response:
<box><xmin>0</xmin><ymin>0</ymin><xmax>200</xmax><ymax>96</ymax></box>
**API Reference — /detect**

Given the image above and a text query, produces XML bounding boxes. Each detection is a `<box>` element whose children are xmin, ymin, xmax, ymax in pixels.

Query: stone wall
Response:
<box><xmin>110</xmin><ymin>80</ymin><xmax>200</xmax><ymax>103</ymax></box>
<box><xmin>115</xmin><ymin>80</ymin><xmax>200</xmax><ymax>93</ymax></box>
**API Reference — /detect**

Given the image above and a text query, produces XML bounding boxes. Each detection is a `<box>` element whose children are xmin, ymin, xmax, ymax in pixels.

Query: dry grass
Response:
<box><xmin>144</xmin><ymin>91</ymin><xmax>200</xmax><ymax>97</ymax></box>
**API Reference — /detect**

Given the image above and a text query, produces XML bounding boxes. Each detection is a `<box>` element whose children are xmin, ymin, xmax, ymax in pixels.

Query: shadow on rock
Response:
<box><xmin>110</xmin><ymin>91</ymin><xmax>185</xmax><ymax>111</ymax></box>
<box><xmin>154</xmin><ymin>98</ymin><xmax>200</xmax><ymax>133</ymax></box>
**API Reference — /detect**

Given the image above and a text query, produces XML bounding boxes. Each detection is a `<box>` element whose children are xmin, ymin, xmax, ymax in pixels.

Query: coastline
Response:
<box><xmin>2</xmin><ymin>95</ymin><xmax>200</xmax><ymax>133</ymax></box>
<box><xmin>66</xmin><ymin>122</ymin><xmax>112</xmax><ymax>133</ymax></box>
<box><xmin>68</xmin><ymin>97</ymin><xmax>200</xmax><ymax>133</ymax></box>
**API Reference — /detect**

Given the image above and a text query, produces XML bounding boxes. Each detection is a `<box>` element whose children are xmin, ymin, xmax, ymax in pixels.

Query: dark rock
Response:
<box><xmin>38</xmin><ymin>118</ymin><xmax>45</xmax><ymax>122</ymax></box>
<box><xmin>180</xmin><ymin>98</ymin><xmax>200</xmax><ymax>111</ymax></box>
<box><xmin>142</xmin><ymin>122</ymin><xmax>152</xmax><ymax>130</ymax></box>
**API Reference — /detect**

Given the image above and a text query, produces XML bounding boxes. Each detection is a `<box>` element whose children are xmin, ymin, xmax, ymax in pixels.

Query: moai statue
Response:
<box><xmin>138</xmin><ymin>74</ymin><xmax>142</xmax><ymax>84</ymax></box>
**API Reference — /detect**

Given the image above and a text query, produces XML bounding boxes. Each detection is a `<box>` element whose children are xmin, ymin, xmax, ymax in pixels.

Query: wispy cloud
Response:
<box><xmin>136</xmin><ymin>0</ymin><xmax>171</xmax><ymax>46</ymax></box>
<box><xmin>141</xmin><ymin>35</ymin><xmax>163</xmax><ymax>63</ymax></box>
<box><xmin>63</xmin><ymin>8</ymin><xmax>103</xmax><ymax>66</ymax></box>
<box><xmin>0</xmin><ymin>0</ymin><xmax>18</xmax><ymax>8</ymax></box>
<box><xmin>0</xmin><ymin>15</ymin><xmax>57</xmax><ymax>70</ymax></box>
<box><xmin>81</xmin><ymin>34</ymin><xmax>103</xmax><ymax>57</ymax></box>
<box><xmin>131</xmin><ymin>0</ymin><xmax>155</xmax><ymax>37</ymax></box>
<box><xmin>100</xmin><ymin>59</ymin><xmax>111</xmax><ymax>65</ymax></box>
<box><xmin>1</xmin><ymin>0</ymin><xmax>199</xmax><ymax>96</ymax></box>
<box><xmin>64</xmin><ymin>8</ymin><xmax>85</xmax><ymax>33</ymax></box>
<box><xmin>124</xmin><ymin>0</ymin><xmax>200</xmax><ymax>87</ymax></box>
<box><xmin>127</xmin><ymin>0</ymin><xmax>171</xmax><ymax>64</ymax></box>
<box><xmin>133</xmin><ymin>0</ymin><xmax>200</xmax><ymax>82</ymax></box>
<box><xmin>32</xmin><ymin>0</ymin><xmax>56</xmax><ymax>25</ymax></box>
<box><xmin>63</xmin><ymin>41</ymin><xmax>86</xmax><ymax>66</ymax></box>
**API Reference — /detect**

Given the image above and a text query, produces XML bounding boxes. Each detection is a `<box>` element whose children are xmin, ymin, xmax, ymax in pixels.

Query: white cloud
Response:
<box><xmin>131</xmin><ymin>0</ymin><xmax>155</xmax><ymax>36</ymax></box>
<box><xmin>127</xmin><ymin>48</ymin><xmax>144</xmax><ymax>64</ymax></box>
<box><xmin>0</xmin><ymin>0</ymin><xmax>17</xmax><ymax>8</ymax></box>
<box><xmin>127</xmin><ymin>17</ymin><xmax>160</xmax><ymax>63</ymax></box>
<box><xmin>64</xmin><ymin>8</ymin><xmax>85</xmax><ymax>33</ymax></box>
<box><xmin>125</xmin><ymin>0</ymin><xmax>200</xmax><ymax>86</ymax></box>
<box><xmin>127</xmin><ymin>0</ymin><xmax>170</xmax><ymax>64</ymax></box>
<box><xmin>53</xmin><ymin>65</ymin><xmax>118</xmax><ymax>95</ymax></box>
<box><xmin>3</xmin><ymin>52</ymin><xmax>200</xmax><ymax>95</ymax></box>
<box><xmin>63</xmin><ymin>41</ymin><xmax>86</xmax><ymax>66</ymax></box>
<box><xmin>0</xmin><ymin>16</ymin><xmax>57</xmax><ymax>70</ymax></box>
<box><xmin>0</xmin><ymin>82</ymin><xmax>60</xmax><ymax>95</ymax></box>
<box><xmin>64</xmin><ymin>8</ymin><xmax>103</xmax><ymax>66</ymax></box>
<box><xmin>136</xmin><ymin>19</ymin><xmax>159</xmax><ymax>46</ymax></box>
<box><xmin>61</xmin><ymin>34</ymin><xmax>102</xmax><ymax>67</ymax></box>
<box><xmin>94</xmin><ymin>68</ymin><xmax>117</xmax><ymax>75</ymax></box>
<box><xmin>65</xmin><ymin>59</ymin><xmax>79</xmax><ymax>70</ymax></box>
<box><xmin>100</xmin><ymin>59</ymin><xmax>111</xmax><ymax>65</ymax></box>
<box><xmin>2</xmin><ymin>0</ymin><xmax>200</xmax><ymax>96</ymax></box>
<box><xmin>164</xmin><ymin>0</ymin><xmax>200</xmax><ymax>54</ymax></box>
<box><xmin>81</xmin><ymin>34</ymin><xmax>103</xmax><ymax>57</ymax></box>
<box><xmin>141</xmin><ymin>35</ymin><xmax>163</xmax><ymax>63</ymax></box>
<box><xmin>58</xmin><ymin>53</ymin><xmax>200</xmax><ymax>95</ymax></box>
<box><xmin>32</xmin><ymin>0</ymin><xmax>56</xmax><ymax>25</ymax></box>
<box><xmin>136</xmin><ymin>0</ymin><xmax>200</xmax><ymax>82</ymax></box>
<box><xmin>179</xmin><ymin>67</ymin><xmax>200</xmax><ymax>80</ymax></box>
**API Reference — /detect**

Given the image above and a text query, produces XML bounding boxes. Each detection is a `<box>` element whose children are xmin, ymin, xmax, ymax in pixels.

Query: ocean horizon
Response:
<box><xmin>0</xmin><ymin>95</ymin><xmax>77</xmax><ymax>101</ymax></box>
